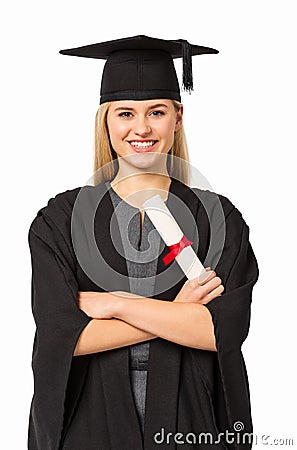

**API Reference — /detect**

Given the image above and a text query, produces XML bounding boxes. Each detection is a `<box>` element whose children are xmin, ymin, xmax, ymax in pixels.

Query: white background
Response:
<box><xmin>1</xmin><ymin>1</ymin><xmax>296</xmax><ymax>448</ymax></box>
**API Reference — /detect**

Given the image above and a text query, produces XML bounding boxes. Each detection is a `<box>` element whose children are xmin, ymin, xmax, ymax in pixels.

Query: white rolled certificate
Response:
<box><xmin>142</xmin><ymin>195</ymin><xmax>206</xmax><ymax>280</ymax></box>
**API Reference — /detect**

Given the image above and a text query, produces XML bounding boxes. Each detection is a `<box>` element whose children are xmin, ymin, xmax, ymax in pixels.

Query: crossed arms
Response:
<box><xmin>74</xmin><ymin>269</ymin><xmax>223</xmax><ymax>356</ymax></box>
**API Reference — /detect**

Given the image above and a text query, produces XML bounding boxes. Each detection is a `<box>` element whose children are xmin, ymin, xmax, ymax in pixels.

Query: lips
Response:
<box><xmin>128</xmin><ymin>140</ymin><xmax>158</xmax><ymax>153</ymax></box>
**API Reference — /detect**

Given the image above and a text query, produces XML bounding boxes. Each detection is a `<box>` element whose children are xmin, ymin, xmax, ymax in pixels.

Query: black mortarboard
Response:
<box><xmin>59</xmin><ymin>35</ymin><xmax>219</xmax><ymax>104</ymax></box>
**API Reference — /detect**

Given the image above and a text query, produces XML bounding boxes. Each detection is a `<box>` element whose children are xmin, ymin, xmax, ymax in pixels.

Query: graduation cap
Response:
<box><xmin>59</xmin><ymin>35</ymin><xmax>219</xmax><ymax>104</ymax></box>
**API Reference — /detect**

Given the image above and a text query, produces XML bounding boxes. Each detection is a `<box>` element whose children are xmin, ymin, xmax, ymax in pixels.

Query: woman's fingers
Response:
<box><xmin>197</xmin><ymin>276</ymin><xmax>222</xmax><ymax>296</ymax></box>
<box><xmin>197</xmin><ymin>270</ymin><xmax>216</xmax><ymax>285</ymax></box>
<box><xmin>188</xmin><ymin>271</ymin><xmax>218</xmax><ymax>291</ymax></box>
<box><xmin>188</xmin><ymin>273</ymin><xmax>224</xmax><ymax>303</ymax></box>
<box><xmin>201</xmin><ymin>285</ymin><xmax>225</xmax><ymax>304</ymax></box>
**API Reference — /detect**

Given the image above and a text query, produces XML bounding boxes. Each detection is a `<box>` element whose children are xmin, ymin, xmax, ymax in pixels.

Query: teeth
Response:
<box><xmin>130</xmin><ymin>141</ymin><xmax>155</xmax><ymax>148</ymax></box>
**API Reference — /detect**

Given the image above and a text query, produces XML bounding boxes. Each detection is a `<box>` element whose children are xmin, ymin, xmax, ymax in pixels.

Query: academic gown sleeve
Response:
<box><xmin>27</xmin><ymin>191</ymin><xmax>93</xmax><ymax>450</ymax></box>
<box><xmin>202</xmin><ymin>194</ymin><xmax>259</xmax><ymax>447</ymax></box>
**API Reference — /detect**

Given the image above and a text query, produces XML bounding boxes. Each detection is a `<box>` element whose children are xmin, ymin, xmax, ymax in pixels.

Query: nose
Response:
<box><xmin>133</xmin><ymin>115</ymin><xmax>152</xmax><ymax>136</ymax></box>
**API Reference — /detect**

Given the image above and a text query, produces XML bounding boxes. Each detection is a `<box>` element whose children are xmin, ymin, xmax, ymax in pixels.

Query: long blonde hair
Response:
<box><xmin>93</xmin><ymin>100</ymin><xmax>190</xmax><ymax>185</ymax></box>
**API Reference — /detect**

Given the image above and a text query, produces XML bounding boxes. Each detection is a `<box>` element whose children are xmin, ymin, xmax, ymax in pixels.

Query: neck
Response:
<box><xmin>110</xmin><ymin>170</ymin><xmax>171</xmax><ymax>209</ymax></box>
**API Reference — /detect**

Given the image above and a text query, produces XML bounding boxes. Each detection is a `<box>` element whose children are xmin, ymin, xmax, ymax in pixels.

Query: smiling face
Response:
<box><xmin>106</xmin><ymin>99</ymin><xmax>183</xmax><ymax>168</ymax></box>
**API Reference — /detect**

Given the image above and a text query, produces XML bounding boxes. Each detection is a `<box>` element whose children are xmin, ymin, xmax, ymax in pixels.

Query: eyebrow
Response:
<box><xmin>113</xmin><ymin>103</ymin><xmax>169</xmax><ymax>112</ymax></box>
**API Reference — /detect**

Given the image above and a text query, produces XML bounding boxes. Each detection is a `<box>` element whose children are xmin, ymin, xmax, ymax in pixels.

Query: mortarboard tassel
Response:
<box><xmin>180</xmin><ymin>39</ymin><xmax>193</xmax><ymax>93</ymax></box>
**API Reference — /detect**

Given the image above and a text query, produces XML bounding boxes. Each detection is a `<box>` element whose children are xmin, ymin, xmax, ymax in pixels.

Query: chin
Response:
<box><xmin>127</xmin><ymin>152</ymin><xmax>166</xmax><ymax>170</ymax></box>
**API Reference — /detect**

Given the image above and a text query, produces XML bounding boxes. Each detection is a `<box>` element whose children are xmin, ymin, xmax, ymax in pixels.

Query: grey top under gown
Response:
<box><xmin>105</xmin><ymin>181</ymin><xmax>163</xmax><ymax>438</ymax></box>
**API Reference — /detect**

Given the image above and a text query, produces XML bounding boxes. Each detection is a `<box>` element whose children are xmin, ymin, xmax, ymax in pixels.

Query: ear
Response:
<box><xmin>174</xmin><ymin>104</ymin><xmax>183</xmax><ymax>132</ymax></box>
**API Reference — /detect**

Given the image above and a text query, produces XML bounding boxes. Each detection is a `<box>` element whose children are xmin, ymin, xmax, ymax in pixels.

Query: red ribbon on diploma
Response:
<box><xmin>162</xmin><ymin>235</ymin><xmax>193</xmax><ymax>266</ymax></box>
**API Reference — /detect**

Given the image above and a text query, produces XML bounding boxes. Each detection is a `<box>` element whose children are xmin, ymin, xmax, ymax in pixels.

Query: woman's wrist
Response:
<box><xmin>109</xmin><ymin>291</ymin><xmax>141</xmax><ymax>319</ymax></box>
<box><xmin>109</xmin><ymin>292</ymin><xmax>124</xmax><ymax>319</ymax></box>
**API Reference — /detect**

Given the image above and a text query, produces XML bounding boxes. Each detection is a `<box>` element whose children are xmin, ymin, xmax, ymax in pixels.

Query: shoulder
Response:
<box><xmin>191</xmin><ymin>189</ymin><xmax>254</xmax><ymax>274</ymax></box>
<box><xmin>190</xmin><ymin>186</ymin><xmax>249</xmax><ymax>238</ymax></box>
<box><xmin>38</xmin><ymin>186</ymin><xmax>82</xmax><ymax>217</ymax></box>
<box><xmin>28</xmin><ymin>186</ymin><xmax>82</xmax><ymax>241</ymax></box>
<box><xmin>172</xmin><ymin>179</ymin><xmax>247</xmax><ymax>228</ymax></box>
<box><xmin>29</xmin><ymin>182</ymin><xmax>109</xmax><ymax>238</ymax></box>
<box><xmin>191</xmin><ymin>186</ymin><xmax>239</xmax><ymax>216</ymax></box>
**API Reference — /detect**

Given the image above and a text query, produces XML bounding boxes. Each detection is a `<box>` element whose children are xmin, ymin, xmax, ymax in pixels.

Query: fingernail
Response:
<box><xmin>199</xmin><ymin>271</ymin><xmax>213</xmax><ymax>282</ymax></box>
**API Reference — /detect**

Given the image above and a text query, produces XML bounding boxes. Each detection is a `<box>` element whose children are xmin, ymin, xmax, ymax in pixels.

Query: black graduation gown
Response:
<box><xmin>27</xmin><ymin>178</ymin><xmax>259</xmax><ymax>450</ymax></box>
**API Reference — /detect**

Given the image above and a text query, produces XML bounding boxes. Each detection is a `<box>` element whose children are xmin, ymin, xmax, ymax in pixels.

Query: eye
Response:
<box><xmin>149</xmin><ymin>110</ymin><xmax>165</xmax><ymax>117</ymax></box>
<box><xmin>118</xmin><ymin>111</ymin><xmax>133</xmax><ymax>118</ymax></box>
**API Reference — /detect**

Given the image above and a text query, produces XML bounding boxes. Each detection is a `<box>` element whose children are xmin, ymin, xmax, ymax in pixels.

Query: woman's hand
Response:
<box><xmin>174</xmin><ymin>268</ymin><xmax>224</xmax><ymax>305</ymax></box>
<box><xmin>78</xmin><ymin>290</ymin><xmax>145</xmax><ymax>319</ymax></box>
<box><xmin>78</xmin><ymin>291</ymin><xmax>118</xmax><ymax>319</ymax></box>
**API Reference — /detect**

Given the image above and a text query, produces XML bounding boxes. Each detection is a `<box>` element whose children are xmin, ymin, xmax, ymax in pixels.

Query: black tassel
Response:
<box><xmin>180</xmin><ymin>39</ymin><xmax>193</xmax><ymax>93</ymax></box>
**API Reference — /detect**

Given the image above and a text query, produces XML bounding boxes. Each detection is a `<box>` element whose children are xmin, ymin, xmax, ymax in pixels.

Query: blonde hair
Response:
<box><xmin>93</xmin><ymin>100</ymin><xmax>190</xmax><ymax>185</ymax></box>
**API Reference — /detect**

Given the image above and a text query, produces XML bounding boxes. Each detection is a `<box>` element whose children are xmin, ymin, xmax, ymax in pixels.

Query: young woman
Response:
<box><xmin>28</xmin><ymin>36</ymin><xmax>259</xmax><ymax>450</ymax></box>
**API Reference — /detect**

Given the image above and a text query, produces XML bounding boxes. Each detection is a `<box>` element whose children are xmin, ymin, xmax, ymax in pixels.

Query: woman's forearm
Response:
<box><xmin>73</xmin><ymin>318</ymin><xmax>157</xmax><ymax>356</ymax></box>
<box><xmin>114</xmin><ymin>297</ymin><xmax>217</xmax><ymax>352</ymax></box>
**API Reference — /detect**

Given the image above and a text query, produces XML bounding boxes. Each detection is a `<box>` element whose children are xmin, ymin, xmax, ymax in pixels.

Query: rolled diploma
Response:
<box><xmin>142</xmin><ymin>195</ymin><xmax>206</xmax><ymax>280</ymax></box>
